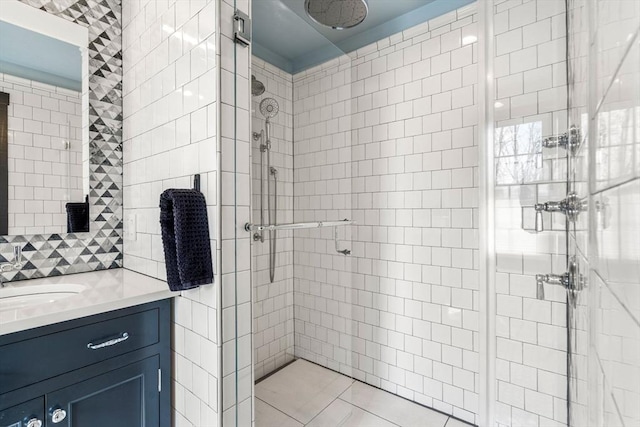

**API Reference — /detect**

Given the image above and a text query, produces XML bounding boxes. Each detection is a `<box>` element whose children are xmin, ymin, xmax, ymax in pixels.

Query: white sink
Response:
<box><xmin>0</xmin><ymin>284</ymin><xmax>86</xmax><ymax>312</ymax></box>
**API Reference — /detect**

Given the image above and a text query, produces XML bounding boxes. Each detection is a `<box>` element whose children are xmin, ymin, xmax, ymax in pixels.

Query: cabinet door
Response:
<box><xmin>46</xmin><ymin>357</ymin><xmax>159</xmax><ymax>427</ymax></box>
<box><xmin>0</xmin><ymin>397</ymin><xmax>44</xmax><ymax>427</ymax></box>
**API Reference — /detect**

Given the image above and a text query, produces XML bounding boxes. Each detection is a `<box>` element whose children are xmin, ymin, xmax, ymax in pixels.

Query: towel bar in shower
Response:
<box><xmin>245</xmin><ymin>219</ymin><xmax>355</xmax><ymax>257</ymax></box>
<box><xmin>244</xmin><ymin>219</ymin><xmax>355</xmax><ymax>232</ymax></box>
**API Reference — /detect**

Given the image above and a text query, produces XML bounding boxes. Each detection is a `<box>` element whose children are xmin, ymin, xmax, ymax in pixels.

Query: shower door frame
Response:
<box><xmin>477</xmin><ymin>0</ymin><xmax>495</xmax><ymax>425</ymax></box>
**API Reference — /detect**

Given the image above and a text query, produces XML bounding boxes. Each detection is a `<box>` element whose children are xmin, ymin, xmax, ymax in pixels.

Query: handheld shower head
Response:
<box><xmin>259</xmin><ymin>97</ymin><xmax>279</xmax><ymax>118</ymax></box>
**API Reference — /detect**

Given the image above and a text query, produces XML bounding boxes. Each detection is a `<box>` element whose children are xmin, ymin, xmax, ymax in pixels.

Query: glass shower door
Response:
<box><xmin>486</xmin><ymin>0</ymin><xmax>576</xmax><ymax>426</ymax></box>
<box><xmin>222</xmin><ymin>2</ymin><xmax>253</xmax><ymax>426</ymax></box>
<box><xmin>486</xmin><ymin>1</ymin><xmax>640</xmax><ymax>426</ymax></box>
<box><xmin>566</xmin><ymin>1</ymin><xmax>640</xmax><ymax>427</ymax></box>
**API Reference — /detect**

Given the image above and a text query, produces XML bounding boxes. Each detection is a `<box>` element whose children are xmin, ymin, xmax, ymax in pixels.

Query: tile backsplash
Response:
<box><xmin>0</xmin><ymin>0</ymin><xmax>122</xmax><ymax>281</ymax></box>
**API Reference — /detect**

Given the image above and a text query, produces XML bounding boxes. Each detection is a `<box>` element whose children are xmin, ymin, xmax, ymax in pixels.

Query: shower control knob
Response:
<box><xmin>534</xmin><ymin>209</ymin><xmax>544</xmax><ymax>232</ymax></box>
<box><xmin>535</xmin><ymin>257</ymin><xmax>586</xmax><ymax>302</ymax></box>
<box><xmin>533</xmin><ymin>192</ymin><xmax>585</xmax><ymax>231</ymax></box>
<box><xmin>535</xmin><ymin>273</ymin><xmax>569</xmax><ymax>300</ymax></box>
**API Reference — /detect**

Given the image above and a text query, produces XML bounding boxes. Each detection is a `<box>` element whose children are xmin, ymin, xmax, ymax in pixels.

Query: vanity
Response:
<box><xmin>0</xmin><ymin>2</ymin><xmax>176</xmax><ymax>426</ymax></box>
<box><xmin>0</xmin><ymin>270</ymin><xmax>175</xmax><ymax>427</ymax></box>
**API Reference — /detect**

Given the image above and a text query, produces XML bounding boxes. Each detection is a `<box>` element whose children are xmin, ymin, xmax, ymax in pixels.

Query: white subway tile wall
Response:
<box><xmin>1</xmin><ymin>75</ymin><xmax>83</xmax><ymax>235</ymax></box>
<box><xmin>122</xmin><ymin>0</ymin><xmax>219</xmax><ymax>425</ymax></box>
<box><xmin>492</xmin><ymin>1</ymin><xmax>570</xmax><ymax>426</ymax></box>
<box><xmin>292</xmin><ymin>4</ymin><xmax>479</xmax><ymax>424</ymax></box>
<box><xmin>251</xmin><ymin>57</ymin><xmax>296</xmax><ymax>380</ymax></box>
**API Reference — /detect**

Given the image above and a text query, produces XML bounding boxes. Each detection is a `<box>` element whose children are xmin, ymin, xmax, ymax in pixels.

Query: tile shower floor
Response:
<box><xmin>255</xmin><ymin>359</ymin><xmax>473</xmax><ymax>427</ymax></box>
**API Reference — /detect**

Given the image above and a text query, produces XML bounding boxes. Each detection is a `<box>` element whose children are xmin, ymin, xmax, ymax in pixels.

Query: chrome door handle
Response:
<box><xmin>87</xmin><ymin>332</ymin><xmax>129</xmax><ymax>350</ymax></box>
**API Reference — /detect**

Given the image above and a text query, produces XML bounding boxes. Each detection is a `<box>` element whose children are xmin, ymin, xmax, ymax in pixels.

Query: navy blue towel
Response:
<box><xmin>159</xmin><ymin>189</ymin><xmax>213</xmax><ymax>291</ymax></box>
<box><xmin>66</xmin><ymin>195</ymin><xmax>89</xmax><ymax>233</ymax></box>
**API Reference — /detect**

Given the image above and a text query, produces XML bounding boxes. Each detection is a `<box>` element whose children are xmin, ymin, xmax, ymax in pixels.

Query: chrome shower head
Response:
<box><xmin>305</xmin><ymin>0</ymin><xmax>368</xmax><ymax>30</ymax></box>
<box><xmin>252</xmin><ymin>75</ymin><xmax>265</xmax><ymax>96</ymax></box>
<box><xmin>259</xmin><ymin>97</ymin><xmax>279</xmax><ymax>118</ymax></box>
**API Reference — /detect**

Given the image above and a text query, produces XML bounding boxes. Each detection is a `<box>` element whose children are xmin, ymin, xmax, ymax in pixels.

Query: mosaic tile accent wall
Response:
<box><xmin>0</xmin><ymin>0</ymin><xmax>122</xmax><ymax>281</ymax></box>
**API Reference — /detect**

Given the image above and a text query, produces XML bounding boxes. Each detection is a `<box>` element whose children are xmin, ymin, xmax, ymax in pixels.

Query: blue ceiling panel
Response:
<box><xmin>252</xmin><ymin>0</ymin><xmax>475</xmax><ymax>74</ymax></box>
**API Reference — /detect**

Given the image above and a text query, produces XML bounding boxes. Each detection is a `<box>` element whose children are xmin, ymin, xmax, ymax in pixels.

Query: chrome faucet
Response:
<box><xmin>13</xmin><ymin>245</ymin><xmax>22</xmax><ymax>268</ymax></box>
<box><xmin>0</xmin><ymin>245</ymin><xmax>23</xmax><ymax>275</ymax></box>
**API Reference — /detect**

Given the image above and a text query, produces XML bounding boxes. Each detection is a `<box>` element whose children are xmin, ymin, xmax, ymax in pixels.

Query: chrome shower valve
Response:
<box><xmin>534</xmin><ymin>192</ymin><xmax>586</xmax><ymax>232</ymax></box>
<box><xmin>535</xmin><ymin>257</ymin><xmax>586</xmax><ymax>303</ymax></box>
<box><xmin>542</xmin><ymin>125</ymin><xmax>581</xmax><ymax>154</ymax></box>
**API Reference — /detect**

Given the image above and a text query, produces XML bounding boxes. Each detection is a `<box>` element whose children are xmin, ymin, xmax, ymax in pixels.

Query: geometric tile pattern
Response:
<box><xmin>0</xmin><ymin>0</ymin><xmax>122</xmax><ymax>282</ymax></box>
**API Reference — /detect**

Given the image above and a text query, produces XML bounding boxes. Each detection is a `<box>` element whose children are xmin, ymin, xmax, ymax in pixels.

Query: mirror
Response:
<box><xmin>0</xmin><ymin>3</ymin><xmax>89</xmax><ymax>236</ymax></box>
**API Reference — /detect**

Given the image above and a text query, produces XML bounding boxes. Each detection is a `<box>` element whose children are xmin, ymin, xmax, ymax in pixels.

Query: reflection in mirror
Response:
<box><xmin>0</xmin><ymin>12</ymin><xmax>89</xmax><ymax>236</ymax></box>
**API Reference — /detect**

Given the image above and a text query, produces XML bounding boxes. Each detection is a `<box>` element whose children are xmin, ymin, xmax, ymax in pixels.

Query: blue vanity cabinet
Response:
<box><xmin>0</xmin><ymin>299</ymin><xmax>171</xmax><ymax>427</ymax></box>
<box><xmin>0</xmin><ymin>397</ymin><xmax>44</xmax><ymax>427</ymax></box>
<box><xmin>45</xmin><ymin>356</ymin><xmax>160</xmax><ymax>427</ymax></box>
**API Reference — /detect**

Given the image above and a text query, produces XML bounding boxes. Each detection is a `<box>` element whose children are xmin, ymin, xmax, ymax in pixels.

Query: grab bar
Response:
<box><xmin>244</xmin><ymin>219</ymin><xmax>355</xmax><ymax>232</ymax></box>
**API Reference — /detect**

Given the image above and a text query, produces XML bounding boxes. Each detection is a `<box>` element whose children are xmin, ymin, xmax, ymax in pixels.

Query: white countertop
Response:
<box><xmin>0</xmin><ymin>269</ymin><xmax>176</xmax><ymax>336</ymax></box>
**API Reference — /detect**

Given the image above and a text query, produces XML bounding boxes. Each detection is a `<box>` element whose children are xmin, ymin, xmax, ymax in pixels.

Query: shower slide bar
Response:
<box><xmin>245</xmin><ymin>219</ymin><xmax>355</xmax><ymax>232</ymax></box>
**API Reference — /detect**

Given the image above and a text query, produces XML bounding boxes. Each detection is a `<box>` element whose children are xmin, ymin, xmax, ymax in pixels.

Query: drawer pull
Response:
<box><xmin>87</xmin><ymin>332</ymin><xmax>129</xmax><ymax>350</ymax></box>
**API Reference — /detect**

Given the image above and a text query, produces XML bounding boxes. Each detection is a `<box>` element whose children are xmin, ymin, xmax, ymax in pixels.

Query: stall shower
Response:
<box><xmin>231</xmin><ymin>0</ymin><xmax>640</xmax><ymax>426</ymax></box>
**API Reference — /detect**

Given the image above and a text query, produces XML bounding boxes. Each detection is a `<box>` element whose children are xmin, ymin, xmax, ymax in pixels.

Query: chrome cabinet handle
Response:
<box><xmin>87</xmin><ymin>332</ymin><xmax>129</xmax><ymax>350</ymax></box>
<box><xmin>26</xmin><ymin>418</ymin><xmax>43</xmax><ymax>427</ymax></box>
<box><xmin>51</xmin><ymin>408</ymin><xmax>67</xmax><ymax>423</ymax></box>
